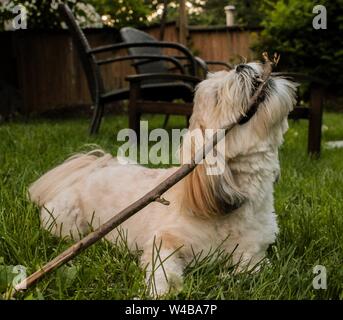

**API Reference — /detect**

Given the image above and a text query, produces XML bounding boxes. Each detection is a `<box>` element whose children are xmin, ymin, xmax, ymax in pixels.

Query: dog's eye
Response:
<box><xmin>251</xmin><ymin>77</ymin><xmax>261</xmax><ymax>90</ymax></box>
<box><xmin>250</xmin><ymin>76</ymin><xmax>266</xmax><ymax>101</ymax></box>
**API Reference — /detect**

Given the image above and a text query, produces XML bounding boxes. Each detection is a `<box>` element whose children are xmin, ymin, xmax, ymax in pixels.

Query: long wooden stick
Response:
<box><xmin>12</xmin><ymin>53</ymin><xmax>278</xmax><ymax>296</ymax></box>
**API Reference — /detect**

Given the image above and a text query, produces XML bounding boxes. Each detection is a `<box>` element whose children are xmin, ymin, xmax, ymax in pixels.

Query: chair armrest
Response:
<box><xmin>88</xmin><ymin>41</ymin><xmax>197</xmax><ymax>76</ymax></box>
<box><xmin>174</xmin><ymin>56</ymin><xmax>232</xmax><ymax>76</ymax></box>
<box><xmin>204</xmin><ymin>60</ymin><xmax>233</xmax><ymax>70</ymax></box>
<box><xmin>194</xmin><ymin>57</ymin><xmax>208</xmax><ymax>75</ymax></box>
<box><xmin>172</xmin><ymin>56</ymin><xmax>208</xmax><ymax>78</ymax></box>
<box><xmin>96</xmin><ymin>54</ymin><xmax>185</xmax><ymax>74</ymax></box>
<box><xmin>125</xmin><ymin>73</ymin><xmax>201</xmax><ymax>84</ymax></box>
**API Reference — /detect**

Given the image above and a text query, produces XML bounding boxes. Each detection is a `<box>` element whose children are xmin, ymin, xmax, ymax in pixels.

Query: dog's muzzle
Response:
<box><xmin>236</xmin><ymin>65</ymin><xmax>271</xmax><ymax>125</ymax></box>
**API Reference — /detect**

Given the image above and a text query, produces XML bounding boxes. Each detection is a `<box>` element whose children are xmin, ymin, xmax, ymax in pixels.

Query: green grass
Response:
<box><xmin>0</xmin><ymin>113</ymin><xmax>343</xmax><ymax>300</ymax></box>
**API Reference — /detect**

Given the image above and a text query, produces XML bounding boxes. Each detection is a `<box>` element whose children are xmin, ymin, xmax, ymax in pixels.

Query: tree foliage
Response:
<box><xmin>255</xmin><ymin>0</ymin><xmax>343</xmax><ymax>88</ymax></box>
<box><xmin>88</xmin><ymin>0</ymin><xmax>152</xmax><ymax>28</ymax></box>
<box><xmin>188</xmin><ymin>0</ymin><xmax>267</xmax><ymax>27</ymax></box>
<box><xmin>0</xmin><ymin>0</ymin><xmax>102</xmax><ymax>30</ymax></box>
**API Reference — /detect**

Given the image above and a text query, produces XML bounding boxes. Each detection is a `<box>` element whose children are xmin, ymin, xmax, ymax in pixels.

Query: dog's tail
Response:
<box><xmin>29</xmin><ymin>149</ymin><xmax>113</xmax><ymax>206</ymax></box>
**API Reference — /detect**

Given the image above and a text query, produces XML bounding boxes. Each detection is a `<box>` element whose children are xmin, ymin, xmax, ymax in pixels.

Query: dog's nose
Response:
<box><xmin>236</xmin><ymin>64</ymin><xmax>245</xmax><ymax>72</ymax></box>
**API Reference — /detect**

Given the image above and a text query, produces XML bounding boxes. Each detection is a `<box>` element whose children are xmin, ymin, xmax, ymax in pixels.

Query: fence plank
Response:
<box><xmin>0</xmin><ymin>25</ymin><xmax>259</xmax><ymax>114</ymax></box>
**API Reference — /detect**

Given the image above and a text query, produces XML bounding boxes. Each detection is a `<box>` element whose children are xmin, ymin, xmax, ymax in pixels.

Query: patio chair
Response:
<box><xmin>119</xmin><ymin>26</ymin><xmax>232</xmax><ymax>129</ymax></box>
<box><xmin>59</xmin><ymin>3</ymin><xmax>232</xmax><ymax>134</ymax></box>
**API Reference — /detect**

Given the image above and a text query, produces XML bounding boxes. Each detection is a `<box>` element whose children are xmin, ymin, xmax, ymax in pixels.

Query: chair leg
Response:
<box><xmin>162</xmin><ymin>115</ymin><xmax>170</xmax><ymax>128</ymax></box>
<box><xmin>186</xmin><ymin>115</ymin><xmax>191</xmax><ymax>127</ymax></box>
<box><xmin>129</xmin><ymin>106</ymin><xmax>140</xmax><ymax>138</ymax></box>
<box><xmin>308</xmin><ymin>84</ymin><xmax>324</xmax><ymax>157</ymax></box>
<box><xmin>129</xmin><ymin>82</ymin><xmax>141</xmax><ymax>138</ymax></box>
<box><xmin>89</xmin><ymin>101</ymin><xmax>104</xmax><ymax>135</ymax></box>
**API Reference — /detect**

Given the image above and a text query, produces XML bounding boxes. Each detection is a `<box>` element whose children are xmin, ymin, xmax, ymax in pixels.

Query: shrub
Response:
<box><xmin>255</xmin><ymin>0</ymin><xmax>343</xmax><ymax>89</ymax></box>
<box><xmin>0</xmin><ymin>0</ymin><xmax>102</xmax><ymax>30</ymax></box>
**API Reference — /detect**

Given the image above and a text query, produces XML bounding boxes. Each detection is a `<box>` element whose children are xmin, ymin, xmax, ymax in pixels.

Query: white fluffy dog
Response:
<box><xmin>29</xmin><ymin>62</ymin><xmax>296</xmax><ymax>296</ymax></box>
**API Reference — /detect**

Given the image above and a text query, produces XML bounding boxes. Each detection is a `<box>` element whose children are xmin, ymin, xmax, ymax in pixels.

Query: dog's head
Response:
<box><xmin>189</xmin><ymin>62</ymin><xmax>297</xmax><ymax>136</ymax></box>
<box><xmin>182</xmin><ymin>62</ymin><xmax>297</xmax><ymax>218</ymax></box>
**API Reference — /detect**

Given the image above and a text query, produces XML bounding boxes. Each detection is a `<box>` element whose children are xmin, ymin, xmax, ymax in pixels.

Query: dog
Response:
<box><xmin>29</xmin><ymin>62</ymin><xmax>297</xmax><ymax>296</ymax></box>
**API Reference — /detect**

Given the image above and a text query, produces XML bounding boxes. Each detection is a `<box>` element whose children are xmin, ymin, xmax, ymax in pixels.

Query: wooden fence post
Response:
<box><xmin>178</xmin><ymin>0</ymin><xmax>188</xmax><ymax>45</ymax></box>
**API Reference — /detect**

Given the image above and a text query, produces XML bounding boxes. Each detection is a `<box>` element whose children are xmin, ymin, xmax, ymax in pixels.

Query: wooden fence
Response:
<box><xmin>0</xmin><ymin>23</ymin><xmax>261</xmax><ymax>115</ymax></box>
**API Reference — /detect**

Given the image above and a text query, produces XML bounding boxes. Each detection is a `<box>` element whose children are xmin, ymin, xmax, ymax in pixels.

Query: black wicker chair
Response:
<box><xmin>120</xmin><ymin>27</ymin><xmax>233</xmax><ymax>129</ymax></box>
<box><xmin>119</xmin><ymin>27</ymin><xmax>232</xmax><ymax>79</ymax></box>
<box><xmin>59</xmin><ymin>4</ymin><xmax>232</xmax><ymax>134</ymax></box>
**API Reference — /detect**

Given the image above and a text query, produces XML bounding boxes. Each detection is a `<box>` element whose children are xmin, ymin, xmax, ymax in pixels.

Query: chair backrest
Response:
<box><xmin>58</xmin><ymin>3</ymin><xmax>103</xmax><ymax>103</ymax></box>
<box><xmin>120</xmin><ymin>27</ymin><xmax>168</xmax><ymax>75</ymax></box>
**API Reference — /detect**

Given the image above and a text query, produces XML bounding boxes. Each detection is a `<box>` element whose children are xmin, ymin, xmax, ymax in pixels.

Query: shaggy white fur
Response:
<box><xmin>29</xmin><ymin>62</ymin><xmax>297</xmax><ymax>296</ymax></box>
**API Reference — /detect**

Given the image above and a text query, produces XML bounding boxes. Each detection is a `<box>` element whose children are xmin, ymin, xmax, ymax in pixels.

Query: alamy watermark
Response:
<box><xmin>312</xmin><ymin>265</ymin><xmax>327</xmax><ymax>290</ymax></box>
<box><xmin>12</xmin><ymin>264</ymin><xmax>27</xmax><ymax>289</ymax></box>
<box><xmin>116</xmin><ymin>121</ymin><xmax>226</xmax><ymax>175</ymax></box>
<box><xmin>12</xmin><ymin>4</ymin><xmax>27</xmax><ymax>29</ymax></box>
<box><xmin>313</xmin><ymin>5</ymin><xmax>327</xmax><ymax>29</ymax></box>
<box><xmin>0</xmin><ymin>264</ymin><xmax>27</xmax><ymax>290</ymax></box>
<box><xmin>4</xmin><ymin>4</ymin><xmax>27</xmax><ymax>30</ymax></box>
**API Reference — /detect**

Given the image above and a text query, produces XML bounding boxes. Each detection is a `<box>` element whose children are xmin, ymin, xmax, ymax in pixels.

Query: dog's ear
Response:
<box><xmin>249</xmin><ymin>77</ymin><xmax>298</xmax><ymax>139</ymax></box>
<box><xmin>182</xmin><ymin>163</ymin><xmax>246</xmax><ymax>218</ymax></box>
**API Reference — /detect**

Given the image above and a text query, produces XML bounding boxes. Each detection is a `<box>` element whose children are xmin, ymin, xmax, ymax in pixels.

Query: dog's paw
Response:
<box><xmin>147</xmin><ymin>271</ymin><xmax>183</xmax><ymax>298</ymax></box>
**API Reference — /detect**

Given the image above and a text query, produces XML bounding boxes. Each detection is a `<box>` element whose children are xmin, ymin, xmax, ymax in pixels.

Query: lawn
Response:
<box><xmin>0</xmin><ymin>113</ymin><xmax>342</xmax><ymax>300</ymax></box>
